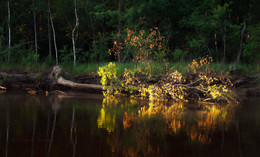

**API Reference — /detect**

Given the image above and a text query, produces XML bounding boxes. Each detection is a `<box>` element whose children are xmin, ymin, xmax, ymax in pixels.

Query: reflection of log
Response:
<box><xmin>0</xmin><ymin>86</ymin><xmax>7</xmax><ymax>93</ymax></box>
<box><xmin>0</xmin><ymin>86</ymin><xmax>7</xmax><ymax>90</ymax></box>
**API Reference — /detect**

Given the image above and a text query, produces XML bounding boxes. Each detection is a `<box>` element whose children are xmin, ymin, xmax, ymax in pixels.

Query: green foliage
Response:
<box><xmin>97</xmin><ymin>57</ymin><xmax>237</xmax><ymax>104</ymax></box>
<box><xmin>181</xmin><ymin>2</ymin><xmax>241</xmax><ymax>61</ymax></box>
<box><xmin>98</xmin><ymin>62</ymin><xmax>121</xmax><ymax>97</ymax></box>
<box><xmin>0</xmin><ymin>0</ymin><xmax>259</xmax><ymax>68</ymax></box>
<box><xmin>59</xmin><ymin>46</ymin><xmax>73</xmax><ymax>63</ymax></box>
<box><xmin>122</xmin><ymin>69</ymin><xmax>139</xmax><ymax>94</ymax></box>
<box><xmin>0</xmin><ymin>27</ymin><xmax>5</xmax><ymax>62</ymax></box>
<box><xmin>243</xmin><ymin>23</ymin><xmax>260</xmax><ymax>63</ymax></box>
<box><xmin>89</xmin><ymin>39</ymin><xmax>110</xmax><ymax>62</ymax></box>
<box><xmin>171</xmin><ymin>48</ymin><xmax>188</xmax><ymax>61</ymax></box>
<box><xmin>21</xmin><ymin>51</ymin><xmax>39</xmax><ymax>66</ymax></box>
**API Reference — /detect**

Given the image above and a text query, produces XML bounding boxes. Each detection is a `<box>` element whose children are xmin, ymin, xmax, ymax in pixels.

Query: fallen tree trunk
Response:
<box><xmin>57</xmin><ymin>77</ymin><xmax>106</xmax><ymax>90</ymax></box>
<box><xmin>48</xmin><ymin>65</ymin><xmax>109</xmax><ymax>91</ymax></box>
<box><xmin>0</xmin><ymin>66</ymin><xmax>109</xmax><ymax>92</ymax></box>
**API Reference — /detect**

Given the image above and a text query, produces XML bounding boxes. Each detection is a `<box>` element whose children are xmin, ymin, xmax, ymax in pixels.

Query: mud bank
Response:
<box><xmin>1</xmin><ymin>66</ymin><xmax>260</xmax><ymax>101</ymax></box>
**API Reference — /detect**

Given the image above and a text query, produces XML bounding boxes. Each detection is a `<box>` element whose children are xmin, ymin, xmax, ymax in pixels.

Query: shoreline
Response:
<box><xmin>1</xmin><ymin>67</ymin><xmax>260</xmax><ymax>101</ymax></box>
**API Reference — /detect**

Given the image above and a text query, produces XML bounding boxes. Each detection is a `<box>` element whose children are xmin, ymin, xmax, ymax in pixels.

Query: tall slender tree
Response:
<box><xmin>32</xmin><ymin>0</ymin><xmax>38</xmax><ymax>54</ymax></box>
<box><xmin>48</xmin><ymin>0</ymin><xmax>58</xmax><ymax>65</ymax></box>
<box><xmin>48</xmin><ymin>11</ymin><xmax>52</xmax><ymax>58</ymax></box>
<box><xmin>7</xmin><ymin>0</ymin><xmax>11</xmax><ymax>63</ymax></box>
<box><xmin>72</xmin><ymin>0</ymin><xmax>79</xmax><ymax>66</ymax></box>
<box><xmin>236</xmin><ymin>21</ymin><xmax>246</xmax><ymax>66</ymax></box>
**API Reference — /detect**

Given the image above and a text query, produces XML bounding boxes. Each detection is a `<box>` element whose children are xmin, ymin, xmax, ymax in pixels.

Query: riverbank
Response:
<box><xmin>1</xmin><ymin>64</ymin><xmax>260</xmax><ymax>102</ymax></box>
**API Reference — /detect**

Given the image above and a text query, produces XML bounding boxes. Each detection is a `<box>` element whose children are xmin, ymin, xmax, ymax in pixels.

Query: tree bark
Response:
<box><xmin>32</xmin><ymin>0</ymin><xmax>38</xmax><ymax>54</ymax></box>
<box><xmin>236</xmin><ymin>21</ymin><xmax>246</xmax><ymax>66</ymax></box>
<box><xmin>0</xmin><ymin>66</ymin><xmax>108</xmax><ymax>92</ymax></box>
<box><xmin>72</xmin><ymin>0</ymin><xmax>79</xmax><ymax>66</ymax></box>
<box><xmin>7</xmin><ymin>0</ymin><xmax>11</xmax><ymax>63</ymax></box>
<box><xmin>48</xmin><ymin>0</ymin><xmax>58</xmax><ymax>65</ymax></box>
<box><xmin>48</xmin><ymin>12</ymin><xmax>52</xmax><ymax>58</ymax></box>
<box><xmin>204</xmin><ymin>42</ymin><xmax>212</xmax><ymax>56</ymax></box>
<box><xmin>222</xmin><ymin>32</ymin><xmax>226</xmax><ymax>63</ymax></box>
<box><xmin>57</xmin><ymin>77</ymin><xmax>106</xmax><ymax>90</ymax></box>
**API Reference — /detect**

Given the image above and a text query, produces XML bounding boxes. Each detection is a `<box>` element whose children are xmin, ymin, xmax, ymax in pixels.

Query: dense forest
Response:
<box><xmin>0</xmin><ymin>0</ymin><xmax>259</xmax><ymax>66</ymax></box>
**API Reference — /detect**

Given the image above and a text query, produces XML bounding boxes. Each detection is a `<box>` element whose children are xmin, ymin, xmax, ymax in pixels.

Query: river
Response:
<box><xmin>0</xmin><ymin>92</ymin><xmax>259</xmax><ymax>157</ymax></box>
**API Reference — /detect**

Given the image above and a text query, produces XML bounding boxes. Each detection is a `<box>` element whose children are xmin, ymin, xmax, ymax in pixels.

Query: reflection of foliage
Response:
<box><xmin>184</xmin><ymin>104</ymin><xmax>235</xmax><ymax>144</ymax></box>
<box><xmin>97</xmin><ymin>104</ymin><xmax>116</xmax><ymax>133</ymax></box>
<box><xmin>129</xmin><ymin>101</ymin><xmax>236</xmax><ymax>144</ymax></box>
<box><xmin>98</xmin><ymin>97</ymin><xmax>139</xmax><ymax>133</ymax></box>
<box><xmin>123</xmin><ymin>112</ymin><xmax>132</xmax><ymax>129</ymax></box>
<box><xmin>99</xmin><ymin>97</ymin><xmax>237</xmax><ymax>156</ymax></box>
<box><xmin>138</xmin><ymin>101</ymin><xmax>168</xmax><ymax>117</ymax></box>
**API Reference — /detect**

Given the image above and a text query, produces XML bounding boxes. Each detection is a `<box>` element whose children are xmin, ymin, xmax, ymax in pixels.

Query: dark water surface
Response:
<box><xmin>0</xmin><ymin>92</ymin><xmax>259</xmax><ymax>157</ymax></box>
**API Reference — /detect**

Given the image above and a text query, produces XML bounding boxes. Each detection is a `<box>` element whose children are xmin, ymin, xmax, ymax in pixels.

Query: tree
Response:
<box><xmin>32</xmin><ymin>0</ymin><xmax>38</xmax><ymax>54</ymax></box>
<box><xmin>243</xmin><ymin>22</ymin><xmax>260</xmax><ymax>63</ymax></box>
<box><xmin>236</xmin><ymin>21</ymin><xmax>246</xmax><ymax>66</ymax></box>
<box><xmin>48</xmin><ymin>8</ymin><xmax>52</xmax><ymax>58</ymax></box>
<box><xmin>48</xmin><ymin>0</ymin><xmax>58</xmax><ymax>65</ymax></box>
<box><xmin>212</xmin><ymin>3</ymin><xmax>231</xmax><ymax>63</ymax></box>
<box><xmin>72</xmin><ymin>0</ymin><xmax>79</xmax><ymax>66</ymax></box>
<box><xmin>7</xmin><ymin>0</ymin><xmax>11</xmax><ymax>63</ymax></box>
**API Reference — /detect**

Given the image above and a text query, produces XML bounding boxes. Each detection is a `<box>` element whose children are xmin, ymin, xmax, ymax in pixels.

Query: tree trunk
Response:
<box><xmin>48</xmin><ymin>0</ymin><xmax>58</xmax><ymax>65</ymax></box>
<box><xmin>117</xmin><ymin>0</ymin><xmax>124</xmax><ymax>62</ymax></box>
<box><xmin>222</xmin><ymin>32</ymin><xmax>226</xmax><ymax>63</ymax></box>
<box><xmin>204</xmin><ymin>42</ymin><xmax>212</xmax><ymax>56</ymax></box>
<box><xmin>33</xmin><ymin>0</ymin><xmax>38</xmax><ymax>54</ymax></box>
<box><xmin>236</xmin><ymin>21</ymin><xmax>246</xmax><ymax>66</ymax></box>
<box><xmin>7</xmin><ymin>0</ymin><xmax>11</xmax><ymax>63</ymax></box>
<box><xmin>72</xmin><ymin>0</ymin><xmax>79</xmax><ymax>66</ymax></box>
<box><xmin>0</xmin><ymin>66</ymin><xmax>108</xmax><ymax>92</ymax></box>
<box><xmin>48</xmin><ymin>12</ymin><xmax>52</xmax><ymax>58</ymax></box>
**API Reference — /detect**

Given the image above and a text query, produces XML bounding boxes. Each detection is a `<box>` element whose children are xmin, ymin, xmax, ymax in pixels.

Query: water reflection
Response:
<box><xmin>102</xmin><ymin>99</ymin><xmax>237</xmax><ymax>144</ymax></box>
<box><xmin>0</xmin><ymin>93</ymin><xmax>259</xmax><ymax>157</ymax></box>
<box><xmin>97</xmin><ymin>104</ymin><xmax>116</xmax><ymax>133</ymax></box>
<box><xmin>30</xmin><ymin>106</ymin><xmax>37</xmax><ymax>157</ymax></box>
<box><xmin>70</xmin><ymin>106</ymin><xmax>76</xmax><ymax>157</ymax></box>
<box><xmin>101</xmin><ymin>98</ymin><xmax>237</xmax><ymax>156</ymax></box>
<box><xmin>47</xmin><ymin>96</ymin><xmax>59</xmax><ymax>157</ymax></box>
<box><xmin>5</xmin><ymin>107</ymin><xmax>9</xmax><ymax>157</ymax></box>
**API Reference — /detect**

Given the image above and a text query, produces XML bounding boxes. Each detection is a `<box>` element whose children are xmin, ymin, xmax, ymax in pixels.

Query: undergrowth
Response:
<box><xmin>98</xmin><ymin>57</ymin><xmax>239</xmax><ymax>104</ymax></box>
